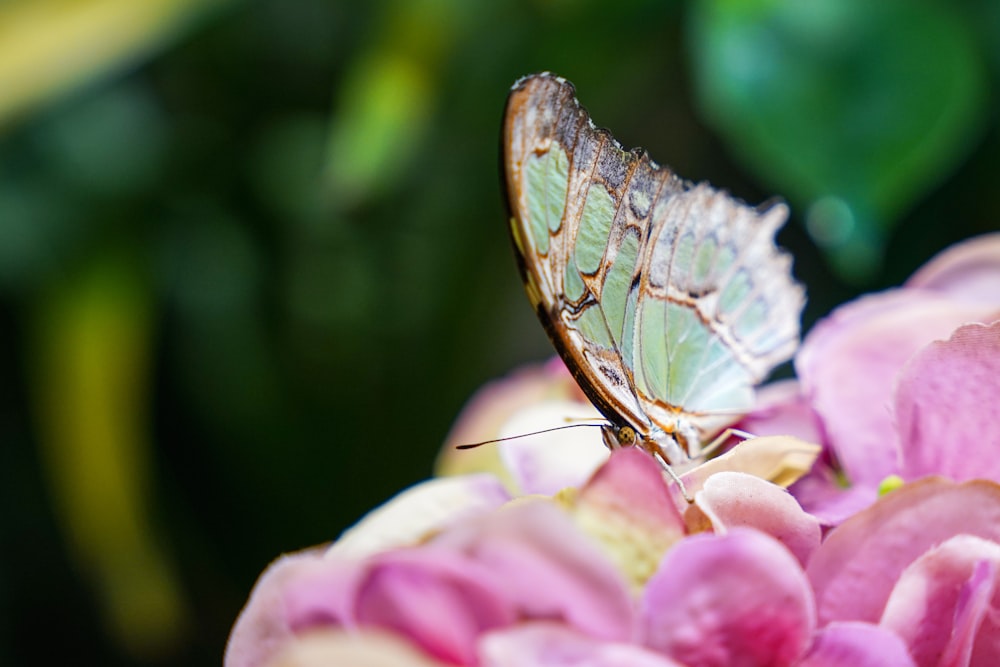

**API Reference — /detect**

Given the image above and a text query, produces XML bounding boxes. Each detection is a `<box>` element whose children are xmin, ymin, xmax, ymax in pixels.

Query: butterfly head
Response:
<box><xmin>601</xmin><ymin>421</ymin><xmax>692</xmax><ymax>467</ymax></box>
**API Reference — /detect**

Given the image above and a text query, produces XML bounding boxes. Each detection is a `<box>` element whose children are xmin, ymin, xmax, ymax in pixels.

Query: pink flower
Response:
<box><xmin>226</xmin><ymin>459</ymin><xmax>637</xmax><ymax>667</ymax></box>
<box><xmin>227</xmin><ymin>449</ymin><xmax>915</xmax><ymax>667</ymax></box>
<box><xmin>808</xmin><ymin>477</ymin><xmax>1000</xmax><ymax>666</ymax></box>
<box><xmin>739</xmin><ymin>233</ymin><xmax>1000</xmax><ymax>523</ymax></box>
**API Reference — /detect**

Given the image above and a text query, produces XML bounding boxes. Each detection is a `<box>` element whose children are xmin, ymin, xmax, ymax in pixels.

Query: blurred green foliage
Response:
<box><xmin>0</xmin><ymin>0</ymin><xmax>996</xmax><ymax>665</ymax></box>
<box><xmin>690</xmin><ymin>0</ymin><xmax>988</xmax><ymax>280</ymax></box>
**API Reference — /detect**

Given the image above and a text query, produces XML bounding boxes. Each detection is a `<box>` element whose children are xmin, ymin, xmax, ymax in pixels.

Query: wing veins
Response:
<box><xmin>573</xmin><ymin>134</ymin><xmax>648</xmax><ymax>417</ymax></box>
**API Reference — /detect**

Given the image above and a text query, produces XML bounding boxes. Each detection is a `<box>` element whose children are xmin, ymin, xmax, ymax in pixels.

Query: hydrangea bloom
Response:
<box><xmin>226</xmin><ymin>233</ymin><xmax>1000</xmax><ymax>667</ymax></box>
<box><xmin>228</xmin><ymin>449</ymin><xmax>846</xmax><ymax>667</ymax></box>
<box><xmin>738</xmin><ymin>233</ymin><xmax>1000</xmax><ymax>523</ymax></box>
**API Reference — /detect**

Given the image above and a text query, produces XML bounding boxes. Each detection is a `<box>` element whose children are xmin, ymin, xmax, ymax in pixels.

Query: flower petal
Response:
<box><xmin>797</xmin><ymin>622</ymin><xmax>915</xmax><ymax>667</ymax></box>
<box><xmin>879</xmin><ymin>534</ymin><xmax>1000</xmax><ymax>667</ymax></box>
<box><xmin>352</xmin><ymin>549</ymin><xmax>516</xmax><ymax>665</ymax></box>
<box><xmin>680</xmin><ymin>435</ymin><xmax>821</xmax><ymax>494</ymax></box>
<box><xmin>497</xmin><ymin>400</ymin><xmax>609</xmax><ymax>495</ymax></box>
<box><xmin>788</xmin><ymin>471</ymin><xmax>879</xmax><ymax>527</ymax></box>
<box><xmin>691</xmin><ymin>472</ymin><xmax>821</xmax><ymax>567</ymax></box>
<box><xmin>432</xmin><ymin>498</ymin><xmax>635</xmax><ymax>643</ymax></box>
<box><xmin>905</xmin><ymin>232</ymin><xmax>1000</xmax><ymax>304</ymax></box>
<box><xmin>226</xmin><ymin>549</ymin><xmax>349</xmax><ymax>667</ymax></box>
<box><xmin>807</xmin><ymin>478</ymin><xmax>1000</xmax><ymax>626</ymax></box>
<box><xmin>735</xmin><ymin>380</ymin><xmax>824</xmax><ymax>445</ymax></box>
<box><xmin>639</xmin><ymin>528</ymin><xmax>815</xmax><ymax>667</ymax></box>
<box><xmin>436</xmin><ymin>360</ymin><xmax>579</xmax><ymax>483</ymax></box>
<box><xmin>328</xmin><ymin>474</ymin><xmax>511</xmax><ymax>560</ymax></box>
<box><xmin>479</xmin><ymin>623</ymin><xmax>685</xmax><ymax>667</ymax></box>
<box><xmin>896</xmin><ymin>321</ymin><xmax>1000</xmax><ymax>483</ymax></box>
<box><xmin>796</xmin><ymin>289</ymin><xmax>999</xmax><ymax>486</ymax></box>
<box><xmin>264</xmin><ymin>629</ymin><xmax>449</xmax><ymax>667</ymax></box>
<box><xmin>572</xmin><ymin>448</ymin><xmax>687</xmax><ymax>590</ymax></box>
<box><xmin>283</xmin><ymin>558</ymin><xmax>362</xmax><ymax>630</ymax></box>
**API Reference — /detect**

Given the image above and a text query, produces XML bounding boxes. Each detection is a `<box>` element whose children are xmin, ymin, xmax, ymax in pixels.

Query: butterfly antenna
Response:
<box><xmin>455</xmin><ymin>422</ymin><xmax>606</xmax><ymax>450</ymax></box>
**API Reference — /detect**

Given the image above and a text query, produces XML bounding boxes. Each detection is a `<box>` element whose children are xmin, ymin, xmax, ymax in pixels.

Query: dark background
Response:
<box><xmin>0</xmin><ymin>1</ymin><xmax>996</xmax><ymax>665</ymax></box>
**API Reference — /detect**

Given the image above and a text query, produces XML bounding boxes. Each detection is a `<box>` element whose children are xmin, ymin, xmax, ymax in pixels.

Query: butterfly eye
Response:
<box><xmin>617</xmin><ymin>426</ymin><xmax>637</xmax><ymax>446</ymax></box>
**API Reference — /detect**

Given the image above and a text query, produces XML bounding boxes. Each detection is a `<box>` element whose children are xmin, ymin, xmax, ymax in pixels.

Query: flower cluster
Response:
<box><xmin>739</xmin><ymin>234</ymin><xmax>1000</xmax><ymax>523</ymax></box>
<box><xmin>226</xmin><ymin>234</ymin><xmax>1000</xmax><ymax>667</ymax></box>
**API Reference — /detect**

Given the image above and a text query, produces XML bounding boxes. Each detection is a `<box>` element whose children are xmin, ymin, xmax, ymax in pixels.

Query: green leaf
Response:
<box><xmin>688</xmin><ymin>0</ymin><xmax>987</xmax><ymax>281</ymax></box>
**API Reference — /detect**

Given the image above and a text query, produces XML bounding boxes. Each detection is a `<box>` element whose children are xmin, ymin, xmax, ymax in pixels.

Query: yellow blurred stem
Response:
<box><xmin>0</xmin><ymin>0</ymin><xmax>230</xmax><ymax>127</ymax></box>
<box><xmin>323</xmin><ymin>0</ymin><xmax>470</xmax><ymax>208</ymax></box>
<box><xmin>31</xmin><ymin>253</ymin><xmax>187</xmax><ymax>659</ymax></box>
<box><xmin>325</xmin><ymin>53</ymin><xmax>433</xmax><ymax>207</ymax></box>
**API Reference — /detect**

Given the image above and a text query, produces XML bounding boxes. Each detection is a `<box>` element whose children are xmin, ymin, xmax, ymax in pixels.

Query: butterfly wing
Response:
<box><xmin>634</xmin><ymin>183</ymin><xmax>804</xmax><ymax>445</ymax></box>
<box><xmin>503</xmin><ymin>73</ymin><xmax>661</xmax><ymax>435</ymax></box>
<box><xmin>502</xmin><ymin>73</ymin><xmax>804</xmax><ymax>453</ymax></box>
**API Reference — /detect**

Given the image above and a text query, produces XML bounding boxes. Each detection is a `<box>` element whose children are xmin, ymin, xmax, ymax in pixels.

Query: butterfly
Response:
<box><xmin>502</xmin><ymin>73</ymin><xmax>805</xmax><ymax>469</ymax></box>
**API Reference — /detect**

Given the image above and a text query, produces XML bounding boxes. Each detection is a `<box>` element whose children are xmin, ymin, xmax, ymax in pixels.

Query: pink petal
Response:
<box><xmin>807</xmin><ymin>478</ymin><xmax>1000</xmax><ymax>626</ymax></box>
<box><xmin>961</xmin><ymin>560</ymin><xmax>1000</xmax><ymax>667</ymax></box>
<box><xmin>692</xmin><ymin>472</ymin><xmax>822</xmax><ymax>567</ymax></box>
<box><xmin>798</xmin><ymin>622</ymin><xmax>915</xmax><ymax>667</ymax></box>
<box><xmin>328</xmin><ymin>474</ymin><xmax>511</xmax><ymax>560</ymax></box>
<box><xmin>542</xmin><ymin>355</ymin><xmax>589</xmax><ymax>404</ymax></box>
<box><xmin>639</xmin><ymin>528</ymin><xmax>815</xmax><ymax>667</ymax></box>
<box><xmin>796</xmin><ymin>289</ymin><xmax>999</xmax><ymax>486</ymax></box>
<box><xmin>432</xmin><ymin>498</ymin><xmax>634</xmax><ymax>643</ymax></box>
<box><xmin>436</xmin><ymin>360</ymin><xmax>580</xmax><ymax>482</ymax></box>
<box><xmin>905</xmin><ymin>232</ymin><xmax>1000</xmax><ymax>304</ymax></box>
<box><xmin>478</xmin><ymin>623</ymin><xmax>685</xmax><ymax>667</ymax></box>
<box><xmin>498</xmin><ymin>400</ymin><xmax>609</xmax><ymax>495</ymax></box>
<box><xmin>283</xmin><ymin>559</ymin><xmax>363</xmax><ymax>630</ymax></box>
<box><xmin>573</xmin><ymin>448</ymin><xmax>687</xmax><ymax>585</ymax></box>
<box><xmin>788</xmin><ymin>471</ymin><xmax>878</xmax><ymax>527</ymax></box>
<box><xmin>879</xmin><ymin>535</ymin><xmax>1000</xmax><ymax>667</ymax></box>
<box><xmin>896</xmin><ymin>322</ymin><xmax>1000</xmax><ymax>482</ymax></box>
<box><xmin>226</xmin><ymin>549</ymin><xmax>348</xmax><ymax>667</ymax></box>
<box><xmin>264</xmin><ymin>629</ymin><xmax>450</xmax><ymax>667</ymax></box>
<box><xmin>959</xmin><ymin>560</ymin><xmax>1000</xmax><ymax>667</ymax></box>
<box><xmin>352</xmin><ymin>549</ymin><xmax>516</xmax><ymax>665</ymax></box>
<box><xmin>735</xmin><ymin>380</ymin><xmax>824</xmax><ymax>444</ymax></box>
<box><xmin>579</xmin><ymin>448</ymin><xmax>683</xmax><ymax>531</ymax></box>
<box><xmin>438</xmin><ymin>359</ymin><xmax>578</xmax><ymax>451</ymax></box>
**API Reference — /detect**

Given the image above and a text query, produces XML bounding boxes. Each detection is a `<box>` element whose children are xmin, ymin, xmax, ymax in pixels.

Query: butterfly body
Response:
<box><xmin>502</xmin><ymin>73</ymin><xmax>804</xmax><ymax>467</ymax></box>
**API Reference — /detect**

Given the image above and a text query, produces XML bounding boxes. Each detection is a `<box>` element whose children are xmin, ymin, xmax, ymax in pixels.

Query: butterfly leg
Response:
<box><xmin>696</xmin><ymin>428</ymin><xmax>755</xmax><ymax>460</ymax></box>
<box><xmin>651</xmin><ymin>451</ymin><xmax>692</xmax><ymax>503</ymax></box>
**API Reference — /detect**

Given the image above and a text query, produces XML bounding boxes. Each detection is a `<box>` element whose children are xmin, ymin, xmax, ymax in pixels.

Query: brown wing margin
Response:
<box><xmin>501</xmin><ymin>73</ymin><xmax>652</xmax><ymax>432</ymax></box>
